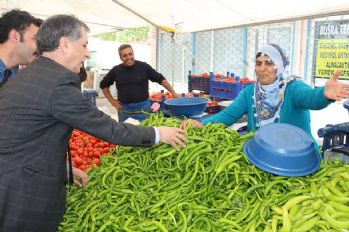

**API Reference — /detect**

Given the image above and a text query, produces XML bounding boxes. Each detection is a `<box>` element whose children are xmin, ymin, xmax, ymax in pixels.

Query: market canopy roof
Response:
<box><xmin>1</xmin><ymin>0</ymin><xmax>349</xmax><ymax>34</ymax></box>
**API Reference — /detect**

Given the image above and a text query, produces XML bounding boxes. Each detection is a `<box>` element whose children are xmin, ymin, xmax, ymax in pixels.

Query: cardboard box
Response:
<box><xmin>83</xmin><ymin>71</ymin><xmax>95</xmax><ymax>89</ymax></box>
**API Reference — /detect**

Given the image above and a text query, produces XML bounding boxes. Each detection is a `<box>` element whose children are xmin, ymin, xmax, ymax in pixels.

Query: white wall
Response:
<box><xmin>87</xmin><ymin>38</ymin><xmax>154</xmax><ymax>96</ymax></box>
<box><xmin>311</xmin><ymin>100</ymin><xmax>349</xmax><ymax>144</ymax></box>
<box><xmin>88</xmin><ymin>38</ymin><xmax>151</xmax><ymax>70</ymax></box>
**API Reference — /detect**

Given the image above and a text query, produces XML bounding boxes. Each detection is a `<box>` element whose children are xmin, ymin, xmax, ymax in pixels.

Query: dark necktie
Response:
<box><xmin>0</xmin><ymin>69</ymin><xmax>11</xmax><ymax>87</ymax></box>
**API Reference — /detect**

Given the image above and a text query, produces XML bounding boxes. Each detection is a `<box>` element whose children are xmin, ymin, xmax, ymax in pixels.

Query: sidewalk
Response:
<box><xmin>96</xmin><ymin>97</ymin><xmax>118</xmax><ymax>121</ymax></box>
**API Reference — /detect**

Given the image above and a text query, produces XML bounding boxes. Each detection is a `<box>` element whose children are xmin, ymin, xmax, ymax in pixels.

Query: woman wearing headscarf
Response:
<box><xmin>180</xmin><ymin>44</ymin><xmax>349</xmax><ymax>148</ymax></box>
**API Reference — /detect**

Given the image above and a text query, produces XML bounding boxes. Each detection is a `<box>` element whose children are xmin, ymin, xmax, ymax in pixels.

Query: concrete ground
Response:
<box><xmin>96</xmin><ymin>97</ymin><xmax>118</xmax><ymax>121</ymax></box>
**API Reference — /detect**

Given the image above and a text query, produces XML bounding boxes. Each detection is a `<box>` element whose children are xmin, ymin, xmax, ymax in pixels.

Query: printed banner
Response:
<box><xmin>315</xmin><ymin>38</ymin><xmax>349</xmax><ymax>78</ymax></box>
<box><xmin>313</xmin><ymin>20</ymin><xmax>349</xmax><ymax>84</ymax></box>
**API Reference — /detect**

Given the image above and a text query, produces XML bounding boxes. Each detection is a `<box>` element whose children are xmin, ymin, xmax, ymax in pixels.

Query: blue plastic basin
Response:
<box><xmin>243</xmin><ymin>123</ymin><xmax>320</xmax><ymax>177</ymax></box>
<box><xmin>165</xmin><ymin>97</ymin><xmax>208</xmax><ymax>117</ymax></box>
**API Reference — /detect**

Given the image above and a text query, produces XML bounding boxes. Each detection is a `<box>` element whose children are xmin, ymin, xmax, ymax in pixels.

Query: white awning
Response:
<box><xmin>1</xmin><ymin>0</ymin><xmax>349</xmax><ymax>34</ymax></box>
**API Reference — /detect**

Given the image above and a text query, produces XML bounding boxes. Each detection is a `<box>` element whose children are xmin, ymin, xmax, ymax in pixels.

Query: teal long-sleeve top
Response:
<box><xmin>202</xmin><ymin>80</ymin><xmax>332</xmax><ymax>141</ymax></box>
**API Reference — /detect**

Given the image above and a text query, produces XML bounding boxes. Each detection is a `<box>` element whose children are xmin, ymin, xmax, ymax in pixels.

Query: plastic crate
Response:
<box><xmin>210</xmin><ymin>78</ymin><xmax>241</xmax><ymax>100</ymax></box>
<box><xmin>318</xmin><ymin>123</ymin><xmax>349</xmax><ymax>162</ymax></box>
<box><xmin>188</xmin><ymin>76</ymin><xmax>210</xmax><ymax>93</ymax></box>
<box><xmin>240</xmin><ymin>81</ymin><xmax>255</xmax><ymax>91</ymax></box>
<box><xmin>205</xmin><ymin>105</ymin><xmax>220</xmax><ymax>114</ymax></box>
<box><xmin>324</xmin><ymin>148</ymin><xmax>349</xmax><ymax>164</ymax></box>
<box><xmin>318</xmin><ymin>103</ymin><xmax>349</xmax><ymax>163</ymax></box>
<box><xmin>82</xmin><ymin>89</ymin><xmax>97</xmax><ymax>106</ymax></box>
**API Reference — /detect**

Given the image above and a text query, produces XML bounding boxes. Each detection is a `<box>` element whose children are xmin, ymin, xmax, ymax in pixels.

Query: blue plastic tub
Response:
<box><xmin>243</xmin><ymin>123</ymin><xmax>320</xmax><ymax>177</ymax></box>
<box><xmin>165</xmin><ymin>97</ymin><xmax>208</xmax><ymax>117</ymax></box>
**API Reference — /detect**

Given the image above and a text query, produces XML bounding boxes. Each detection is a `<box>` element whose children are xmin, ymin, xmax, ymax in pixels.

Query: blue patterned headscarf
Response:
<box><xmin>253</xmin><ymin>44</ymin><xmax>293</xmax><ymax>129</ymax></box>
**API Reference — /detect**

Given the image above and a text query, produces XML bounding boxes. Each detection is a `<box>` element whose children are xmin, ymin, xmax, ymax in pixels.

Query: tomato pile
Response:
<box><xmin>69</xmin><ymin>129</ymin><xmax>116</xmax><ymax>171</ymax></box>
<box><xmin>191</xmin><ymin>73</ymin><xmax>225</xmax><ymax>78</ymax></box>
<box><xmin>207</xmin><ymin>101</ymin><xmax>218</xmax><ymax>107</ymax></box>
<box><xmin>149</xmin><ymin>91</ymin><xmax>173</xmax><ymax>102</ymax></box>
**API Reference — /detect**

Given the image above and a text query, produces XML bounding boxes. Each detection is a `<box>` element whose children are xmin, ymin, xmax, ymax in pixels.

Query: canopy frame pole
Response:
<box><xmin>112</xmin><ymin>0</ymin><xmax>159</xmax><ymax>28</ymax></box>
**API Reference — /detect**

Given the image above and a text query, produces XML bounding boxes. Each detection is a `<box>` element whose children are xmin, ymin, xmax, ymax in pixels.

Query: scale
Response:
<box><xmin>317</xmin><ymin>100</ymin><xmax>349</xmax><ymax>163</ymax></box>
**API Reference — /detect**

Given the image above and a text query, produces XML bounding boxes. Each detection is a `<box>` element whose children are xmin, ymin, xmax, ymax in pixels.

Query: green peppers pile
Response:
<box><xmin>59</xmin><ymin>113</ymin><xmax>349</xmax><ymax>231</ymax></box>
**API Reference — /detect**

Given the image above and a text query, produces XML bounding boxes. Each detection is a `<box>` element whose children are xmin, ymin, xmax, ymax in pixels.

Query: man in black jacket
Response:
<box><xmin>100</xmin><ymin>44</ymin><xmax>180</xmax><ymax>122</ymax></box>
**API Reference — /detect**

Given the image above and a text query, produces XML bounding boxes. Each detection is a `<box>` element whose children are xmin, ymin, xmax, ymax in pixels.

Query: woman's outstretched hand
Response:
<box><xmin>324</xmin><ymin>70</ymin><xmax>349</xmax><ymax>101</ymax></box>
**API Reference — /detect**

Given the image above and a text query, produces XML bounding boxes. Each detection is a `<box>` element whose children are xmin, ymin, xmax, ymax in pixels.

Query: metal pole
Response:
<box><xmin>172</xmin><ymin>34</ymin><xmax>175</xmax><ymax>86</ymax></box>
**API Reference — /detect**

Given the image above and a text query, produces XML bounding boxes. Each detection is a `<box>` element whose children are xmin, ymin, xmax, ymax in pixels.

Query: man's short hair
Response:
<box><xmin>0</xmin><ymin>9</ymin><xmax>38</xmax><ymax>44</ymax></box>
<box><xmin>33</xmin><ymin>17</ymin><xmax>43</xmax><ymax>27</ymax></box>
<box><xmin>118</xmin><ymin>44</ymin><xmax>133</xmax><ymax>57</ymax></box>
<box><xmin>36</xmin><ymin>14</ymin><xmax>89</xmax><ymax>55</ymax></box>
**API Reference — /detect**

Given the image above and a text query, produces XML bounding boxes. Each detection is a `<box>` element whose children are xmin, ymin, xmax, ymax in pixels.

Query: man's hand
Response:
<box><xmin>72</xmin><ymin>166</ymin><xmax>88</xmax><ymax>187</ymax></box>
<box><xmin>180</xmin><ymin>119</ymin><xmax>203</xmax><ymax>130</ymax></box>
<box><xmin>157</xmin><ymin>127</ymin><xmax>187</xmax><ymax>150</ymax></box>
<box><xmin>110</xmin><ymin>98</ymin><xmax>121</xmax><ymax>109</ymax></box>
<box><xmin>160</xmin><ymin>80</ymin><xmax>181</xmax><ymax>99</ymax></box>
<box><xmin>172</xmin><ymin>93</ymin><xmax>181</xmax><ymax>98</ymax></box>
<box><xmin>324</xmin><ymin>70</ymin><xmax>349</xmax><ymax>101</ymax></box>
<box><xmin>102</xmin><ymin>88</ymin><xmax>121</xmax><ymax>109</ymax></box>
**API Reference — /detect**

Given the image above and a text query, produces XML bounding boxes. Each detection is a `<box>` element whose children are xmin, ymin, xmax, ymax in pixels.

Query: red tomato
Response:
<box><xmin>92</xmin><ymin>158</ymin><xmax>100</xmax><ymax>166</ymax></box>
<box><xmin>70</xmin><ymin>129</ymin><xmax>119</xmax><ymax>171</ymax></box>
<box><xmin>75</xmin><ymin>157</ymin><xmax>82</xmax><ymax>165</ymax></box>
<box><xmin>98</xmin><ymin>142</ymin><xmax>104</xmax><ymax>148</ymax></box>
<box><xmin>93</xmin><ymin>151</ymin><xmax>100</xmax><ymax>158</ymax></box>
<box><xmin>77</xmin><ymin>149</ymin><xmax>83</xmax><ymax>155</ymax></box>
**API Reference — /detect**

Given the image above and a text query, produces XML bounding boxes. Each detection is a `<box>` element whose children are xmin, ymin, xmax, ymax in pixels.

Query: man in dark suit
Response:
<box><xmin>0</xmin><ymin>10</ymin><xmax>88</xmax><ymax>187</ymax></box>
<box><xmin>0</xmin><ymin>14</ymin><xmax>186</xmax><ymax>232</ymax></box>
